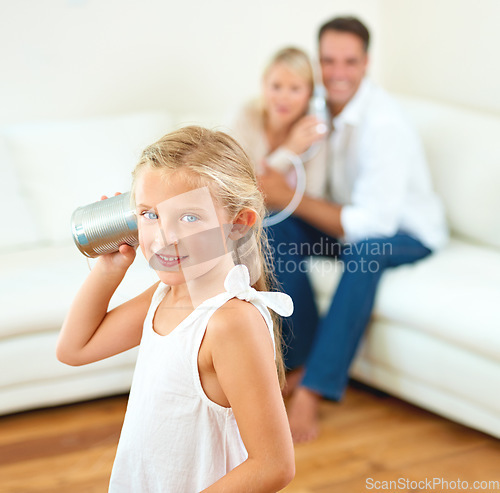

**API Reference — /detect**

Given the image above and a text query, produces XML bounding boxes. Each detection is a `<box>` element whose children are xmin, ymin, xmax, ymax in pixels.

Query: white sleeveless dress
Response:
<box><xmin>108</xmin><ymin>265</ymin><xmax>293</xmax><ymax>493</ymax></box>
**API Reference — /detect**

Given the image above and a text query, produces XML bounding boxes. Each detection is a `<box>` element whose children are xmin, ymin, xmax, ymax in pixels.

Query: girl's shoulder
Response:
<box><xmin>205</xmin><ymin>298</ymin><xmax>272</xmax><ymax>352</ymax></box>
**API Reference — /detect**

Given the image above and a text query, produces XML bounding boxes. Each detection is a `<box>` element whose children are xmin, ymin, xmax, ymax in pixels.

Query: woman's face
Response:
<box><xmin>262</xmin><ymin>62</ymin><xmax>312</xmax><ymax>128</ymax></box>
<box><xmin>134</xmin><ymin>169</ymin><xmax>233</xmax><ymax>286</ymax></box>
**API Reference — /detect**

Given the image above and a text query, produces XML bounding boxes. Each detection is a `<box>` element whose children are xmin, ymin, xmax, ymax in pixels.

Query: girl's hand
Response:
<box><xmin>96</xmin><ymin>193</ymin><xmax>137</xmax><ymax>275</ymax></box>
<box><xmin>283</xmin><ymin>115</ymin><xmax>326</xmax><ymax>155</ymax></box>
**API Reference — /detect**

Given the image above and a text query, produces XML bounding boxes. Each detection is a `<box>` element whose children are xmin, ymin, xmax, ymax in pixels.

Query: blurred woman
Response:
<box><xmin>231</xmin><ymin>47</ymin><xmax>328</xmax><ymax>199</ymax></box>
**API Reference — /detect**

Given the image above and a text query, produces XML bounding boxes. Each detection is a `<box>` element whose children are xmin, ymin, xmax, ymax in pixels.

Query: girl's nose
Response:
<box><xmin>164</xmin><ymin>230</ymin><xmax>179</xmax><ymax>246</ymax></box>
<box><xmin>156</xmin><ymin>224</ymin><xmax>178</xmax><ymax>246</ymax></box>
<box><xmin>160</xmin><ymin>227</ymin><xmax>179</xmax><ymax>245</ymax></box>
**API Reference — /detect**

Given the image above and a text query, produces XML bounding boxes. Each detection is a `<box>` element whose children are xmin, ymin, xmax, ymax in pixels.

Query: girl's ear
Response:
<box><xmin>228</xmin><ymin>209</ymin><xmax>257</xmax><ymax>240</ymax></box>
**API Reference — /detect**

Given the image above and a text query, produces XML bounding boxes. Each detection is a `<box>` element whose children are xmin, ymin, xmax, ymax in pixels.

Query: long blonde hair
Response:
<box><xmin>132</xmin><ymin>126</ymin><xmax>285</xmax><ymax>387</ymax></box>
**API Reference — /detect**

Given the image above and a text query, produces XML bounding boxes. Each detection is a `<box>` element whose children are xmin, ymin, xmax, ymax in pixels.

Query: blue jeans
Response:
<box><xmin>267</xmin><ymin>217</ymin><xmax>431</xmax><ymax>401</ymax></box>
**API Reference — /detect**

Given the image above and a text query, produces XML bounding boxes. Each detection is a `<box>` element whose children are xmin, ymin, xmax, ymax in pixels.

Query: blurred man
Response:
<box><xmin>260</xmin><ymin>16</ymin><xmax>447</xmax><ymax>442</ymax></box>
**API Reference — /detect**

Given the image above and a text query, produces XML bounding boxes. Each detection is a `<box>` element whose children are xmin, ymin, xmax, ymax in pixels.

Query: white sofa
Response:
<box><xmin>1</xmin><ymin>98</ymin><xmax>499</xmax><ymax>439</ymax></box>
<box><xmin>311</xmin><ymin>96</ymin><xmax>500</xmax><ymax>438</ymax></box>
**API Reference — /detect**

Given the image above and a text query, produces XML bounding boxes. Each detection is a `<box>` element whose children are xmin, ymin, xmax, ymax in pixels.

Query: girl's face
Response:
<box><xmin>134</xmin><ymin>169</ymin><xmax>233</xmax><ymax>286</ymax></box>
<box><xmin>262</xmin><ymin>62</ymin><xmax>312</xmax><ymax>128</ymax></box>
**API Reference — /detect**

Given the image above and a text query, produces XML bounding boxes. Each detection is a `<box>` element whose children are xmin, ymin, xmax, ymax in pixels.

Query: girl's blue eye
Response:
<box><xmin>141</xmin><ymin>211</ymin><xmax>158</xmax><ymax>220</ymax></box>
<box><xmin>181</xmin><ymin>214</ymin><xmax>199</xmax><ymax>223</ymax></box>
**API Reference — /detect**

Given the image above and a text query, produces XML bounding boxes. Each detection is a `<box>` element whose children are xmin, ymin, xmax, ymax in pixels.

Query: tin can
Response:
<box><xmin>71</xmin><ymin>192</ymin><xmax>138</xmax><ymax>258</ymax></box>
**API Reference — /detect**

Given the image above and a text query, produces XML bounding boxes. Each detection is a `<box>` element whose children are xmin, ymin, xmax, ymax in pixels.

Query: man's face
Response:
<box><xmin>319</xmin><ymin>30</ymin><xmax>368</xmax><ymax>116</ymax></box>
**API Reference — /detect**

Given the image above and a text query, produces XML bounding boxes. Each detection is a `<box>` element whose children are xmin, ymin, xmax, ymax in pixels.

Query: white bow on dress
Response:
<box><xmin>224</xmin><ymin>264</ymin><xmax>293</xmax><ymax>317</ymax></box>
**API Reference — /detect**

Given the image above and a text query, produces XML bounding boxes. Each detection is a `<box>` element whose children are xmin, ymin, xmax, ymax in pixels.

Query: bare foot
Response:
<box><xmin>287</xmin><ymin>386</ymin><xmax>320</xmax><ymax>444</ymax></box>
<box><xmin>282</xmin><ymin>367</ymin><xmax>305</xmax><ymax>399</ymax></box>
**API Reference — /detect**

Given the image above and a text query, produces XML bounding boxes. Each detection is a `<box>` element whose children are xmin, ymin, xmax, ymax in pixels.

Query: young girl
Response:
<box><xmin>56</xmin><ymin>126</ymin><xmax>295</xmax><ymax>492</ymax></box>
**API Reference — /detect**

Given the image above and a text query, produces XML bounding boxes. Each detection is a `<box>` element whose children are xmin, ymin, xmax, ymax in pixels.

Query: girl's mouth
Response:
<box><xmin>154</xmin><ymin>253</ymin><xmax>188</xmax><ymax>268</ymax></box>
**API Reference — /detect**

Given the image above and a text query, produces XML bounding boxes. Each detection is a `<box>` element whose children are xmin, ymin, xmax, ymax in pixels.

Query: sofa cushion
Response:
<box><xmin>0</xmin><ymin>359</ymin><xmax>136</xmax><ymax>416</ymax></box>
<box><xmin>0</xmin><ymin>137</ymin><xmax>41</xmax><ymax>252</ymax></box>
<box><xmin>396</xmin><ymin>96</ymin><xmax>500</xmax><ymax>250</ymax></box>
<box><xmin>3</xmin><ymin>112</ymin><xmax>173</xmax><ymax>245</ymax></box>
<box><xmin>353</xmin><ymin>319</ymin><xmax>500</xmax><ymax>416</ymax></box>
<box><xmin>309</xmin><ymin>237</ymin><xmax>500</xmax><ymax>363</ymax></box>
<box><xmin>0</xmin><ymin>244</ymin><xmax>158</xmax><ymax>339</ymax></box>
<box><xmin>351</xmin><ymin>331</ymin><xmax>500</xmax><ymax>438</ymax></box>
<box><xmin>0</xmin><ymin>331</ymin><xmax>138</xmax><ymax>389</ymax></box>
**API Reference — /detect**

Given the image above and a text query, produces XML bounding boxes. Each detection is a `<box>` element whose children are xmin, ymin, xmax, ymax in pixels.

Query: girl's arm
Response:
<box><xmin>202</xmin><ymin>299</ymin><xmax>295</xmax><ymax>492</ymax></box>
<box><xmin>56</xmin><ymin>244</ymin><xmax>158</xmax><ymax>366</ymax></box>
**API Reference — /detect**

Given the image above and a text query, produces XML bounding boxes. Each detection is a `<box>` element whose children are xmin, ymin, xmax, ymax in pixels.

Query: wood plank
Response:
<box><xmin>0</xmin><ymin>396</ymin><xmax>126</xmax><ymax>446</ymax></box>
<box><xmin>310</xmin><ymin>443</ymin><xmax>500</xmax><ymax>493</ymax></box>
<box><xmin>0</xmin><ymin>421</ymin><xmax>121</xmax><ymax>467</ymax></box>
<box><xmin>0</xmin><ymin>443</ymin><xmax>116</xmax><ymax>493</ymax></box>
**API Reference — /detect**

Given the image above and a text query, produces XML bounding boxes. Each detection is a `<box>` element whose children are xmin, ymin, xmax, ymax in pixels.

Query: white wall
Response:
<box><xmin>0</xmin><ymin>0</ymin><xmax>381</xmax><ymax>125</ymax></box>
<box><xmin>378</xmin><ymin>0</ymin><xmax>500</xmax><ymax>114</ymax></box>
<box><xmin>2</xmin><ymin>1</ymin><xmax>499</xmax><ymax>125</ymax></box>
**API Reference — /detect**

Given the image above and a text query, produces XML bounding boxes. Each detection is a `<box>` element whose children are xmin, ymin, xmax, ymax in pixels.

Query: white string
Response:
<box><xmin>262</xmin><ymin>151</ymin><xmax>307</xmax><ymax>228</ymax></box>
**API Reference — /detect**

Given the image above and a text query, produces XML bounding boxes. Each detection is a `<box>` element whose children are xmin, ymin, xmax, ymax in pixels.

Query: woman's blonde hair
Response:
<box><xmin>132</xmin><ymin>126</ymin><xmax>286</xmax><ymax>387</ymax></box>
<box><xmin>263</xmin><ymin>46</ymin><xmax>315</xmax><ymax>95</ymax></box>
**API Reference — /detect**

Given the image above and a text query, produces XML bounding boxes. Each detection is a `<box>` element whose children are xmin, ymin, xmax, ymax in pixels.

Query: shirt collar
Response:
<box><xmin>332</xmin><ymin>77</ymin><xmax>372</xmax><ymax>129</ymax></box>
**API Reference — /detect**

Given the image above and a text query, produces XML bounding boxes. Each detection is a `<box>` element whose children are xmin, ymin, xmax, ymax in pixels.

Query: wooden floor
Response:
<box><xmin>0</xmin><ymin>382</ymin><xmax>499</xmax><ymax>492</ymax></box>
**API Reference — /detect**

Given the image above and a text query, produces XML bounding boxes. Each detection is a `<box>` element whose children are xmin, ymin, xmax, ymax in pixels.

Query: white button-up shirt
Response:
<box><xmin>329</xmin><ymin>78</ymin><xmax>448</xmax><ymax>250</ymax></box>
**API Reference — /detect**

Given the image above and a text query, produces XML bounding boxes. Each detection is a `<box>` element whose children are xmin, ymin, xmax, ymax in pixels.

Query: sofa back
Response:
<box><xmin>2</xmin><ymin>99</ymin><xmax>499</xmax><ymax>253</ymax></box>
<box><xmin>396</xmin><ymin>95</ymin><xmax>500</xmax><ymax>250</ymax></box>
<box><xmin>0</xmin><ymin>112</ymin><xmax>173</xmax><ymax>252</ymax></box>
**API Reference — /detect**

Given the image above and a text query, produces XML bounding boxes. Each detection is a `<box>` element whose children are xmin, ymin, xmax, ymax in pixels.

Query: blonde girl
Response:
<box><xmin>57</xmin><ymin>126</ymin><xmax>295</xmax><ymax>492</ymax></box>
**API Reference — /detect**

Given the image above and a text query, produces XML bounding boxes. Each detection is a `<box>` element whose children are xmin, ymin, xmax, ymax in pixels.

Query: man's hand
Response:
<box><xmin>258</xmin><ymin>161</ymin><xmax>295</xmax><ymax>210</ymax></box>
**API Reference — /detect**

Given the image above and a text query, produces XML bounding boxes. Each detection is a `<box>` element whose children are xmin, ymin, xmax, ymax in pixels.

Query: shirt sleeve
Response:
<box><xmin>340</xmin><ymin>119</ymin><xmax>414</xmax><ymax>243</ymax></box>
